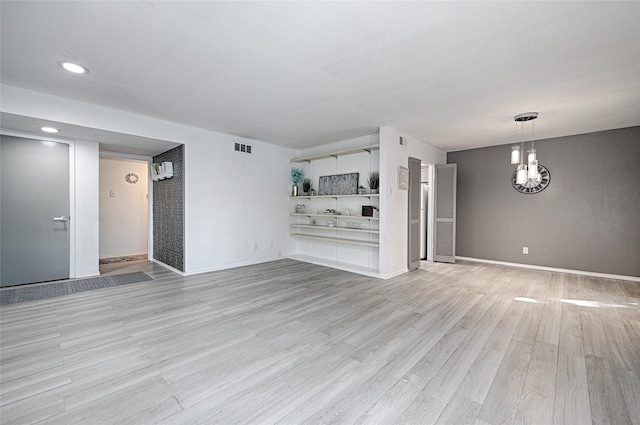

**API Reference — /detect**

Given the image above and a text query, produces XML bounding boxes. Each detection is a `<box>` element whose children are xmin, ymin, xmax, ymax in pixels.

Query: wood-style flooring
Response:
<box><xmin>1</xmin><ymin>259</ymin><xmax>638</xmax><ymax>424</ymax></box>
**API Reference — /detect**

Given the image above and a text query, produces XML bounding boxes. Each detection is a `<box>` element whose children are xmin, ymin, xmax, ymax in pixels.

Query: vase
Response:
<box><xmin>292</xmin><ymin>184</ymin><xmax>298</xmax><ymax>197</ymax></box>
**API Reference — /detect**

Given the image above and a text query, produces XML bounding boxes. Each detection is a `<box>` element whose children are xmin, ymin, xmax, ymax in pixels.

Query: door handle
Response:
<box><xmin>53</xmin><ymin>216</ymin><xmax>70</xmax><ymax>222</ymax></box>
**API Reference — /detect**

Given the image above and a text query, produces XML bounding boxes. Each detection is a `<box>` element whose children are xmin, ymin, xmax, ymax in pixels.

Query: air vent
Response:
<box><xmin>234</xmin><ymin>142</ymin><xmax>252</xmax><ymax>154</ymax></box>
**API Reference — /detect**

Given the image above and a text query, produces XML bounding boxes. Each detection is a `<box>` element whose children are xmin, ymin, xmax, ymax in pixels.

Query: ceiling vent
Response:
<box><xmin>234</xmin><ymin>142</ymin><xmax>252</xmax><ymax>154</ymax></box>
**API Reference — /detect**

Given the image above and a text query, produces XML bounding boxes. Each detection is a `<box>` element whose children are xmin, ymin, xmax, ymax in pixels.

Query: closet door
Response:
<box><xmin>407</xmin><ymin>157</ymin><xmax>421</xmax><ymax>271</ymax></box>
<box><xmin>434</xmin><ymin>164</ymin><xmax>456</xmax><ymax>263</ymax></box>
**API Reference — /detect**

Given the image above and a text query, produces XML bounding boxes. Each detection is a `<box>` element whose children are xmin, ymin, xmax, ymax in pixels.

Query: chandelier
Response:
<box><xmin>510</xmin><ymin>112</ymin><xmax>540</xmax><ymax>185</ymax></box>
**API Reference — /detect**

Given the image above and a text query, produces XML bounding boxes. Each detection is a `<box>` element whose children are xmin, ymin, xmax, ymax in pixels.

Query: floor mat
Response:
<box><xmin>0</xmin><ymin>272</ymin><xmax>153</xmax><ymax>305</ymax></box>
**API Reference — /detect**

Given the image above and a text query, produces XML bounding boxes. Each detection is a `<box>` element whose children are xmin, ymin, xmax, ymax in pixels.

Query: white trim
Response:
<box><xmin>75</xmin><ymin>272</ymin><xmax>100</xmax><ymax>279</ymax></box>
<box><xmin>98</xmin><ymin>151</ymin><xmax>154</xmax><ymax>262</ymax></box>
<box><xmin>379</xmin><ymin>268</ymin><xmax>409</xmax><ymax>280</ymax></box>
<box><xmin>288</xmin><ymin>254</ymin><xmax>382</xmax><ymax>279</ymax></box>
<box><xmin>183</xmin><ymin>256</ymin><xmax>286</xmax><ymax>276</ymax></box>
<box><xmin>152</xmin><ymin>259</ymin><xmax>186</xmax><ymax>276</ymax></box>
<box><xmin>100</xmin><ymin>150</ymin><xmax>153</xmax><ymax>162</ymax></box>
<box><xmin>456</xmin><ymin>256</ymin><xmax>640</xmax><ymax>282</ymax></box>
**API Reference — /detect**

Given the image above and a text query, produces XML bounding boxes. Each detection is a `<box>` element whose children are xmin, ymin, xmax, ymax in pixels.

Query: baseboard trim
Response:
<box><xmin>152</xmin><ymin>259</ymin><xmax>186</xmax><ymax>276</ymax></box>
<box><xmin>183</xmin><ymin>256</ymin><xmax>284</xmax><ymax>276</ymax></box>
<box><xmin>456</xmin><ymin>256</ymin><xmax>640</xmax><ymax>282</ymax></box>
<box><xmin>288</xmin><ymin>254</ymin><xmax>382</xmax><ymax>279</ymax></box>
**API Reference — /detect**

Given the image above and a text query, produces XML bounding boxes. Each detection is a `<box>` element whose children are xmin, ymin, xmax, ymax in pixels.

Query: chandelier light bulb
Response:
<box><xmin>516</xmin><ymin>165</ymin><xmax>528</xmax><ymax>185</ymax></box>
<box><xmin>511</xmin><ymin>145</ymin><xmax>520</xmax><ymax>164</ymax></box>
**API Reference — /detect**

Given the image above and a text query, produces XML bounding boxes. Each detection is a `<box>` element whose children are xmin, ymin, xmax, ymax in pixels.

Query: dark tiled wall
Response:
<box><xmin>153</xmin><ymin>145</ymin><xmax>184</xmax><ymax>271</ymax></box>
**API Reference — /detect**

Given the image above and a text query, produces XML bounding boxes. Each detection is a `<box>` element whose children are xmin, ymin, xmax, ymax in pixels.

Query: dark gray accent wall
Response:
<box><xmin>153</xmin><ymin>145</ymin><xmax>184</xmax><ymax>272</ymax></box>
<box><xmin>447</xmin><ymin>126</ymin><xmax>640</xmax><ymax>277</ymax></box>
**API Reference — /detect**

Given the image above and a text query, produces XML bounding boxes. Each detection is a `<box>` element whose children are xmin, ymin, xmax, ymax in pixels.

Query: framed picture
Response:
<box><xmin>318</xmin><ymin>172</ymin><xmax>359</xmax><ymax>195</ymax></box>
<box><xmin>398</xmin><ymin>166</ymin><xmax>409</xmax><ymax>190</ymax></box>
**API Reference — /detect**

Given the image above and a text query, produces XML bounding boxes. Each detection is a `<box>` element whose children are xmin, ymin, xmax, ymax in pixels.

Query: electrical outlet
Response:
<box><xmin>523</xmin><ymin>247</ymin><xmax>529</xmax><ymax>254</ymax></box>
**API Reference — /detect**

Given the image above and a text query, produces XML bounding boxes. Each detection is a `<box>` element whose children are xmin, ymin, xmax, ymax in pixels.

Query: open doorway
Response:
<box><xmin>99</xmin><ymin>155</ymin><xmax>149</xmax><ymax>274</ymax></box>
<box><xmin>420</xmin><ymin>163</ymin><xmax>434</xmax><ymax>264</ymax></box>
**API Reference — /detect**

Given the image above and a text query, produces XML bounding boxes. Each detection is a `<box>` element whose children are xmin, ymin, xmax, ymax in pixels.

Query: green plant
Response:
<box><xmin>368</xmin><ymin>171</ymin><xmax>379</xmax><ymax>190</ymax></box>
<box><xmin>290</xmin><ymin>167</ymin><xmax>303</xmax><ymax>184</ymax></box>
<box><xmin>302</xmin><ymin>178</ymin><xmax>312</xmax><ymax>192</ymax></box>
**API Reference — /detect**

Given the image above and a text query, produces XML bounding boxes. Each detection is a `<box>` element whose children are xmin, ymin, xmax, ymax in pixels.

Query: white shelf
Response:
<box><xmin>291</xmin><ymin>194</ymin><xmax>379</xmax><ymax>199</ymax></box>
<box><xmin>290</xmin><ymin>224</ymin><xmax>379</xmax><ymax>234</ymax></box>
<box><xmin>290</xmin><ymin>233</ymin><xmax>379</xmax><ymax>247</ymax></box>
<box><xmin>290</xmin><ymin>213</ymin><xmax>379</xmax><ymax>220</ymax></box>
<box><xmin>288</xmin><ymin>254</ymin><xmax>380</xmax><ymax>277</ymax></box>
<box><xmin>291</xmin><ymin>144</ymin><xmax>380</xmax><ymax>162</ymax></box>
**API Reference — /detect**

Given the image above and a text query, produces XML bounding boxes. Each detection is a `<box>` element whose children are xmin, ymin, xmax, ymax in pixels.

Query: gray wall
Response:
<box><xmin>447</xmin><ymin>126</ymin><xmax>640</xmax><ymax>277</ymax></box>
<box><xmin>153</xmin><ymin>145</ymin><xmax>184</xmax><ymax>271</ymax></box>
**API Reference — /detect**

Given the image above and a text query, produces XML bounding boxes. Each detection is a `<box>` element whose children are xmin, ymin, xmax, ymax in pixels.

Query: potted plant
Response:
<box><xmin>368</xmin><ymin>171</ymin><xmax>379</xmax><ymax>194</ymax></box>
<box><xmin>302</xmin><ymin>178</ymin><xmax>312</xmax><ymax>195</ymax></box>
<box><xmin>290</xmin><ymin>167</ymin><xmax>303</xmax><ymax>196</ymax></box>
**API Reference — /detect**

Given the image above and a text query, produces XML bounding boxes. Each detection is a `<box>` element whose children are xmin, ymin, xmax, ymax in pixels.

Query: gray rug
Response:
<box><xmin>0</xmin><ymin>272</ymin><xmax>153</xmax><ymax>305</ymax></box>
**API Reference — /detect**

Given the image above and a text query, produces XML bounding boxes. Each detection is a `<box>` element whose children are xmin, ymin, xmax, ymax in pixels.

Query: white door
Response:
<box><xmin>1</xmin><ymin>136</ymin><xmax>70</xmax><ymax>286</ymax></box>
<box><xmin>434</xmin><ymin>164</ymin><xmax>457</xmax><ymax>263</ymax></box>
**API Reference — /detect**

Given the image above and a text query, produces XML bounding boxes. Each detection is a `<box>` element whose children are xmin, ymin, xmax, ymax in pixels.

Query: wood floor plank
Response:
<box><xmin>514</xmin><ymin>341</ymin><xmax>558</xmax><ymax>425</ymax></box>
<box><xmin>553</xmin><ymin>350</ymin><xmax>591</xmax><ymax>425</ymax></box>
<box><xmin>0</xmin><ymin>259</ymin><xmax>637</xmax><ymax>424</ymax></box>
<box><xmin>434</xmin><ymin>394</ymin><xmax>482</xmax><ymax>425</ymax></box>
<box><xmin>478</xmin><ymin>340</ymin><xmax>533</xmax><ymax>425</ymax></box>
<box><xmin>585</xmin><ymin>354</ymin><xmax>634</xmax><ymax>425</ymax></box>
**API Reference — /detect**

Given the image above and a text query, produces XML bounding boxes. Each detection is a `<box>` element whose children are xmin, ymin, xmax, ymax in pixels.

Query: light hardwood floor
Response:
<box><xmin>1</xmin><ymin>259</ymin><xmax>638</xmax><ymax>424</ymax></box>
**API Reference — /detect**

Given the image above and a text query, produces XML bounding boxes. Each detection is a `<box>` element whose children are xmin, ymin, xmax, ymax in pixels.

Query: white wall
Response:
<box><xmin>99</xmin><ymin>157</ymin><xmax>148</xmax><ymax>258</ymax></box>
<box><xmin>74</xmin><ymin>140</ymin><xmax>100</xmax><ymax>277</ymax></box>
<box><xmin>1</xmin><ymin>85</ymin><xmax>296</xmax><ymax>276</ymax></box>
<box><xmin>184</xmin><ymin>137</ymin><xmax>293</xmax><ymax>274</ymax></box>
<box><xmin>379</xmin><ymin>126</ymin><xmax>446</xmax><ymax>278</ymax></box>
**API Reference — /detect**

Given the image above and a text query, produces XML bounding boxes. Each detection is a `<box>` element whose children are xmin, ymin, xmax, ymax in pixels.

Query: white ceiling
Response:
<box><xmin>1</xmin><ymin>1</ymin><xmax>639</xmax><ymax>154</ymax></box>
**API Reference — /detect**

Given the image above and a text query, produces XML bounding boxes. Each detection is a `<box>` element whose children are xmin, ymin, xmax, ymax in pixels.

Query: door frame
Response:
<box><xmin>424</xmin><ymin>163</ymin><xmax>435</xmax><ymax>262</ymax></box>
<box><xmin>99</xmin><ymin>151</ymin><xmax>154</xmax><ymax>261</ymax></box>
<box><xmin>1</xmin><ymin>129</ymin><xmax>76</xmax><ymax>278</ymax></box>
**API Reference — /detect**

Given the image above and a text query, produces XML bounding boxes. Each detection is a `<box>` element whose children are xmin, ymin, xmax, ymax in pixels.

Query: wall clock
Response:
<box><xmin>512</xmin><ymin>165</ymin><xmax>550</xmax><ymax>194</ymax></box>
<box><xmin>125</xmin><ymin>173</ymin><xmax>139</xmax><ymax>184</ymax></box>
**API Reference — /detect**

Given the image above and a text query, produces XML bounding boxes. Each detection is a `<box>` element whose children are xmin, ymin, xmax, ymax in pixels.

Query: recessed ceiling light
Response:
<box><xmin>58</xmin><ymin>61</ymin><xmax>89</xmax><ymax>74</ymax></box>
<box><xmin>40</xmin><ymin>126</ymin><xmax>59</xmax><ymax>133</ymax></box>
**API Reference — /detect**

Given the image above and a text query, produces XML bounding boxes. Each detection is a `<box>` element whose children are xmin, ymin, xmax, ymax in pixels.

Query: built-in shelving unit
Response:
<box><xmin>289</xmin><ymin>140</ymin><xmax>380</xmax><ymax>276</ymax></box>
<box><xmin>290</xmin><ymin>234</ymin><xmax>379</xmax><ymax>247</ymax></box>
<box><xmin>291</xmin><ymin>194</ymin><xmax>379</xmax><ymax>200</ymax></box>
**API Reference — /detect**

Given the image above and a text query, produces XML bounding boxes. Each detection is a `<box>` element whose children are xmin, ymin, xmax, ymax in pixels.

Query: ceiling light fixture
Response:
<box><xmin>510</xmin><ymin>112</ymin><xmax>551</xmax><ymax>194</ymax></box>
<box><xmin>40</xmin><ymin>126</ymin><xmax>59</xmax><ymax>133</ymax></box>
<box><xmin>58</xmin><ymin>61</ymin><xmax>89</xmax><ymax>74</ymax></box>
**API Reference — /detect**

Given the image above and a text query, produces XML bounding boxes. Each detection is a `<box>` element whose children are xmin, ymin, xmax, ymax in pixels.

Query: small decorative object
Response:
<box><xmin>327</xmin><ymin>219</ymin><xmax>337</xmax><ymax>228</ymax></box>
<box><xmin>362</xmin><ymin>205</ymin><xmax>377</xmax><ymax>217</ymax></box>
<box><xmin>302</xmin><ymin>178</ymin><xmax>312</xmax><ymax>195</ymax></box>
<box><xmin>291</xmin><ymin>167</ymin><xmax>303</xmax><ymax>196</ymax></box>
<box><xmin>344</xmin><ymin>208</ymin><xmax>351</xmax><ymax>216</ymax></box>
<box><xmin>151</xmin><ymin>162</ymin><xmax>173</xmax><ymax>181</ymax></box>
<box><xmin>309</xmin><ymin>188</ymin><xmax>316</xmax><ymax>196</ymax></box>
<box><xmin>310</xmin><ymin>219</ymin><xmax>317</xmax><ymax>225</ymax></box>
<box><xmin>346</xmin><ymin>222</ymin><xmax>362</xmax><ymax>229</ymax></box>
<box><xmin>397</xmin><ymin>166</ymin><xmax>408</xmax><ymax>190</ymax></box>
<box><xmin>357</xmin><ymin>185</ymin><xmax>366</xmax><ymax>195</ymax></box>
<box><xmin>295</xmin><ymin>204</ymin><xmax>306</xmax><ymax>214</ymax></box>
<box><xmin>368</xmin><ymin>171</ymin><xmax>380</xmax><ymax>194</ymax></box>
<box><xmin>512</xmin><ymin>164</ymin><xmax>551</xmax><ymax>194</ymax></box>
<box><xmin>318</xmin><ymin>173</ymin><xmax>359</xmax><ymax>195</ymax></box>
<box><xmin>323</xmin><ymin>209</ymin><xmax>341</xmax><ymax>215</ymax></box>
<box><xmin>125</xmin><ymin>173</ymin><xmax>139</xmax><ymax>184</ymax></box>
